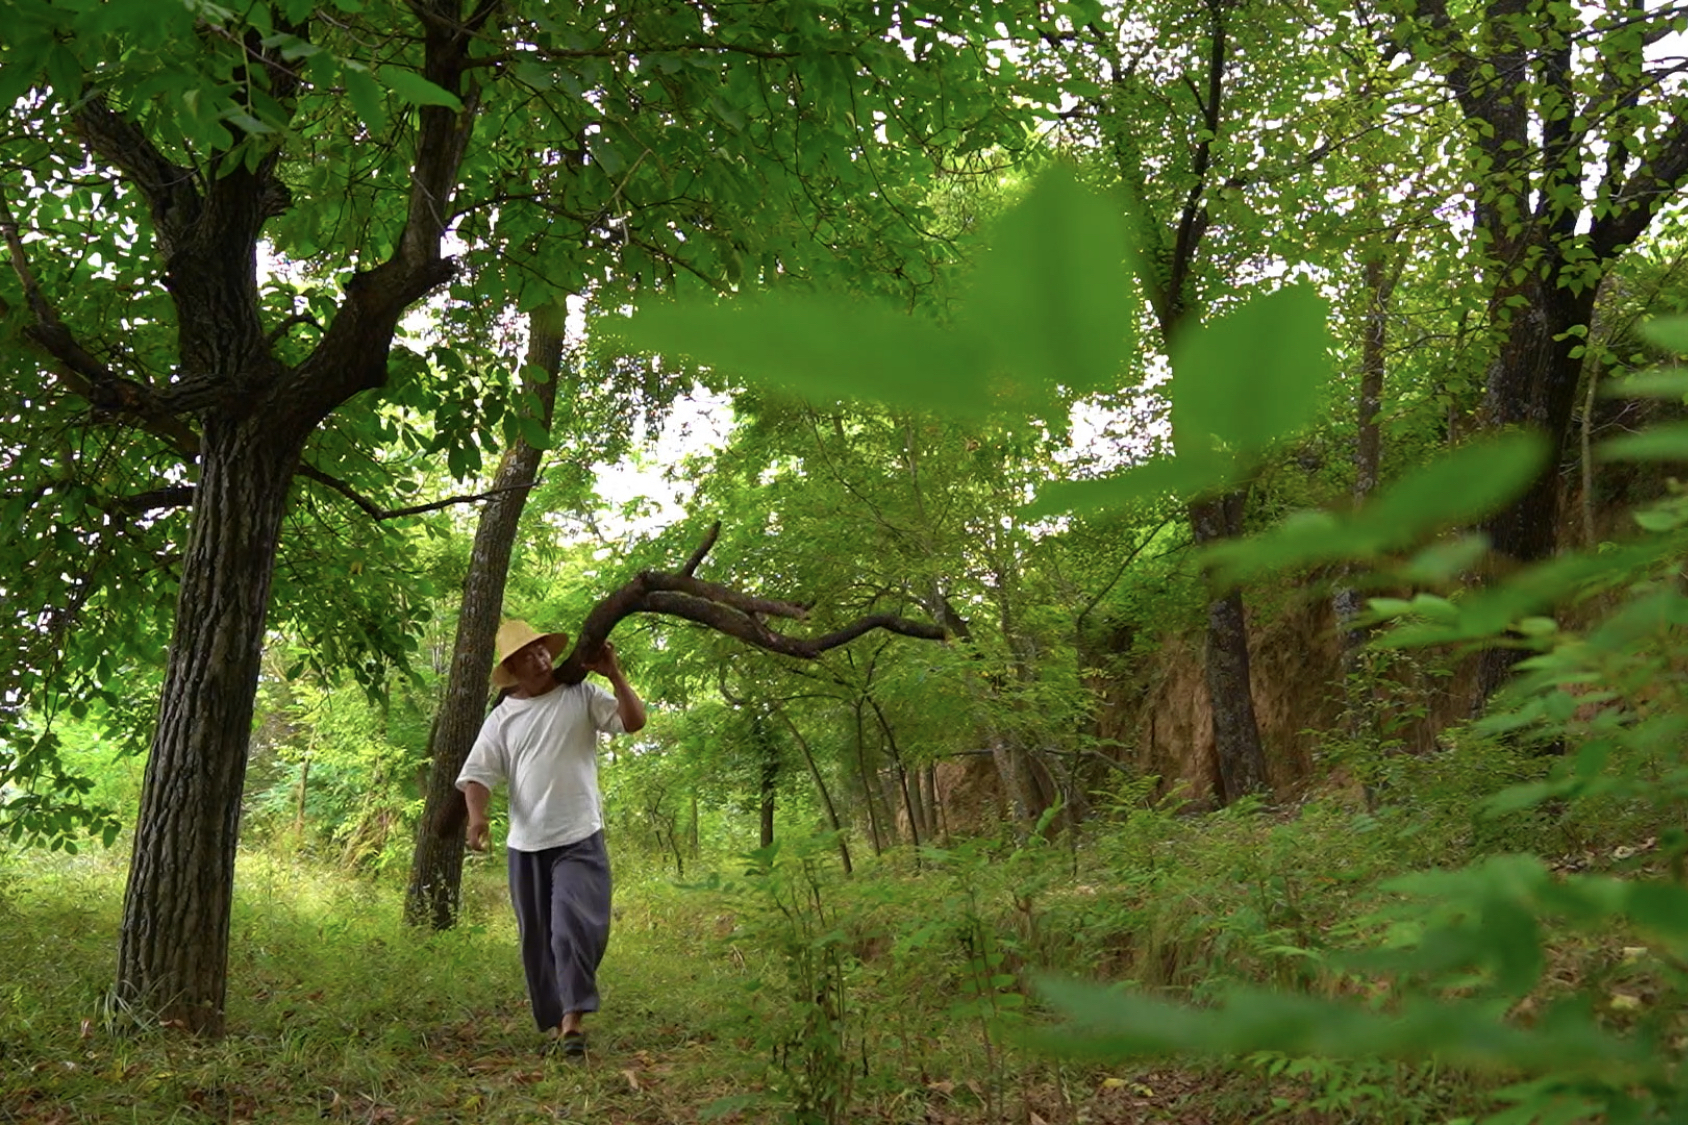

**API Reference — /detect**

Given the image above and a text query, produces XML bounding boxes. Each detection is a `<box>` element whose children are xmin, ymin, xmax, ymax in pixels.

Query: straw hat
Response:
<box><xmin>490</xmin><ymin>619</ymin><xmax>570</xmax><ymax>688</ymax></box>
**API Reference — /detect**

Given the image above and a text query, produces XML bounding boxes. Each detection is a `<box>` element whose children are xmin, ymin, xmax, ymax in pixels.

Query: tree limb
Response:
<box><xmin>296</xmin><ymin>463</ymin><xmax>540</xmax><ymax>521</ymax></box>
<box><xmin>1593</xmin><ymin>100</ymin><xmax>1688</xmax><ymax>259</ymax></box>
<box><xmin>299</xmin><ymin>1</ymin><xmax>494</xmax><ymax>404</ymax></box>
<box><xmin>680</xmin><ymin>520</ymin><xmax>720</xmax><ymax>575</ymax></box>
<box><xmin>0</xmin><ymin>190</ymin><xmax>201</xmax><ymax>457</ymax></box>
<box><xmin>113</xmin><ymin>486</ymin><xmax>196</xmax><ymax>515</ymax></box>
<box><xmin>71</xmin><ymin>96</ymin><xmax>200</xmax><ymax>254</ymax></box>
<box><xmin>553</xmin><ymin>526</ymin><xmax>946</xmax><ymax>680</ymax></box>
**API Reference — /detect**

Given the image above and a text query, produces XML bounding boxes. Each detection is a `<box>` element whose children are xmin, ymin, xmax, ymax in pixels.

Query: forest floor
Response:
<box><xmin>0</xmin><ymin>819</ymin><xmax>1495</xmax><ymax>1125</ymax></box>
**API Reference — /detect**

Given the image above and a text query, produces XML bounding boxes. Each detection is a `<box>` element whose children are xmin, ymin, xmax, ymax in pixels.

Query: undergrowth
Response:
<box><xmin>0</xmin><ymin>722</ymin><xmax>1648</xmax><ymax>1125</ymax></box>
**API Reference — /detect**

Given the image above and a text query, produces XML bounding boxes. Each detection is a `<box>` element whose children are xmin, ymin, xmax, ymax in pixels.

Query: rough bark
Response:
<box><xmin>404</xmin><ymin>304</ymin><xmax>564</xmax><ymax>930</ymax></box>
<box><xmin>1191</xmin><ymin>490</ymin><xmax>1268</xmax><ymax>803</ymax></box>
<box><xmin>85</xmin><ymin>4</ymin><xmax>496</xmax><ymax>1032</ymax></box>
<box><xmin>1109</xmin><ymin>0</ymin><xmax>1266</xmax><ymax>808</ymax></box>
<box><xmin>115</xmin><ymin>411</ymin><xmax>311</xmax><ymax>1032</ymax></box>
<box><xmin>1472</xmin><ymin>275</ymin><xmax>1599</xmax><ymax>698</ymax></box>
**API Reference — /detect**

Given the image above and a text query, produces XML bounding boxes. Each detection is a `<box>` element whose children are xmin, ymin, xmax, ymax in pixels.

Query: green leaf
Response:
<box><xmin>1638</xmin><ymin>314</ymin><xmax>1688</xmax><ymax>354</ymax></box>
<box><xmin>1394</xmin><ymin>535</ymin><xmax>1491</xmax><ymax>584</ymax></box>
<box><xmin>44</xmin><ymin>42</ymin><xmax>82</xmax><ymax>102</ymax></box>
<box><xmin>1602</xmin><ymin>368</ymin><xmax>1688</xmax><ymax>399</ymax></box>
<box><xmin>1203</xmin><ymin>433</ymin><xmax>1546</xmax><ymax>585</ymax></box>
<box><xmin>1023</xmin><ymin>451</ymin><xmax>1234</xmax><ymax>517</ymax></box>
<box><xmin>1169</xmin><ymin>285</ymin><xmax>1331</xmax><ymax>456</ymax></box>
<box><xmin>342</xmin><ymin>64</ymin><xmax>387</xmax><ymax>135</ymax></box>
<box><xmin>1361</xmin><ymin>431</ymin><xmax>1549</xmax><ymax>532</ymax></box>
<box><xmin>958</xmin><ymin>167</ymin><xmax>1136</xmax><ymax>398</ymax></box>
<box><xmin>622</xmin><ymin>169</ymin><xmax>1142</xmax><ymax>418</ymax></box>
<box><xmin>699</xmin><ymin>1095</ymin><xmax>765</xmax><ymax>1122</ymax></box>
<box><xmin>1626</xmin><ymin>882</ymin><xmax>1688</xmax><ymax>946</ymax></box>
<box><xmin>517</xmin><ymin>414</ymin><xmax>551</xmax><ymax>451</ymax></box>
<box><xmin>377</xmin><ymin>66</ymin><xmax>463</xmax><ymax>110</ymax></box>
<box><xmin>1032</xmin><ymin>977</ymin><xmax>1652</xmax><ymax>1077</ymax></box>
<box><xmin>620</xmin><ymin>296</ymin><xmax>991</xmax><ymax>416</ymax></box>
<box><xmin>1599</xmin><ymin>423</ymin><xmax>1688</xmax><ymax>461</ymax></box>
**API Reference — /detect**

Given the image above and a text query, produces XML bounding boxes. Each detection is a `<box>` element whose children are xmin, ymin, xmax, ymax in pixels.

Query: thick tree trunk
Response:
<box><xmin>1191</xmin><ymin>490</ymin><xmax>1268</xmax><ymax>803</ymax></box>
<box><xmin>405</xmin><ymin>306</ymin><xmax>564</xmax><ymax>929</ymax></box>
<box><xmin>1474</xmin><ymin>271</ymin><xmax>1598</xmax><ymax>700</ymax></box>
<box><xmin>115</xmin><ymin>412</ymin><xmax>307</xmax><ymax>1034</ymax></box>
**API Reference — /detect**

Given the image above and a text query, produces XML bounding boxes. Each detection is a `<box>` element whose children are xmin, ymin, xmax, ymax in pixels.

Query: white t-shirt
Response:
<box><xmin>455</xmin><ymin>681</ymin><xmax>626</xmax><ymax>852</ymax></box>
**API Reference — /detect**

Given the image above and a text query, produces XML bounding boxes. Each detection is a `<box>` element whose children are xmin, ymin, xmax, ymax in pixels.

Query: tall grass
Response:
<box><xmin>1</xmin><ymin>731</ymin><xmax>1568</xmax><ymax>1125</ymax></box>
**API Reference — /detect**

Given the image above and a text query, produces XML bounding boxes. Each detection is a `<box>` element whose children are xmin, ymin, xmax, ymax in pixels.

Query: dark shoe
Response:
<box><xmin>560</xmin><ymin>1030</ymin><xmax>587</xmax><ymax>1060</ymax></box>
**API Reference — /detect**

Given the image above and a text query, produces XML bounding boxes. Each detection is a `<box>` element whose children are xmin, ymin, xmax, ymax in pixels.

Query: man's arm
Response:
<box><xmin>586</xmin><ymin>642</ymin><xmax>647</xmax><ymax>734</ymax></box>
<box><xmin>463</xmin><ymin>780</ymin><xmax>492</xmax><ymax>851</ymax></box>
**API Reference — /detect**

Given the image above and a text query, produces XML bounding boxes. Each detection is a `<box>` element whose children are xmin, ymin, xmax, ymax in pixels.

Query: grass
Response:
<box><xmin>0</xmin><ymin>845</ymin><xmax>764</xmax><ymax>1124</ymax></box>
<box><xmin>0</xmin><ymin>749</ymin><xmax>1616</xmax><ymax>1125</ymax></box>
<box><xmin>0</xmin><ymin>828</ymin><xmax>1323</xmax><ymax>1125</ymax></box>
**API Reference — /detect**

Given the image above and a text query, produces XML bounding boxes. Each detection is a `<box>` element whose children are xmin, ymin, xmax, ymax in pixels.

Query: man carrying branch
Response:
<box><xmin>457</xmin><ymin>619</ymin><xmax>648</xmax><ymax>1060</ymax></box>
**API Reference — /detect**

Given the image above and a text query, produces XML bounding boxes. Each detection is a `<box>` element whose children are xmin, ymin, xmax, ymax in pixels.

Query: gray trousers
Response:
<box><xmin>508</xmin><ymin>831</ymin><xmax>612</xmax><ymax>1032</ymax></box>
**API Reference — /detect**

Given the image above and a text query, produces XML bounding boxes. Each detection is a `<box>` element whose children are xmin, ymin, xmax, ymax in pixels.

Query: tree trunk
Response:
<box><xmin>759</xmin><ymin>769</ymin><xmax>777</xmax><ymax>849</ymax></box>
<box><xmin>1474</xmin><ymin>273</ymin><xmax>1599</xmax><ymax>699</ymax></box>
<box><xmin>989</xmin><ymin>735</ymin><xmax>1033</xmax><ymax>827</ymax></box>
<box><xmin>1480</xmin><ymin>279</ymin><xmax>1594</xmax><ymax>562</ymax></box>
<box><xmin>1334</xmin><ymin>252</ymin><xmax>1394</xmax><ymax>706</ymax></box>
<box><xmin>854</xmin><ymin>701</ymin><xmax>884</xmax><ymax>854</ymax></box>
<box><xmin>690</xmin><ymin>790</ymin><xmax>700</xmax><ymax>859</ymax></box>
<box><xmin>868</xmin><ymin>698</ymin><xmax>923</xmax><ymax>856</ymax></box>
<box><xmin>294</xmin><ymin>753</ymin><xmax>310</xmax><ymax>836</ymax></box>
<box><xmin>1191</xmin><ymin>490</ymin><xmax>1268</xmax><ymax>803</ymax></box>
<box><xmin>920</xmin><ymin>764</ymin><xmax>939</xmax><ymax>842</ymax></box>
<box><xmin>776</xmin><ymin>707</ymin><xmax>852</xmax><ymax>874</ymax></box>
<box><xmin>903</xmin><ymin>757</ymin><xmax>927</xmax><ymax>843</ymax></box>
<box><xmin>405</xmin><ymin>305</ymin><xmax>565</xmax><ymax>929</ymax></box>
<box><xmin>115</xmin><ymin>412</ymin><xmax>308</xmax><ymax>1034</ymax></box>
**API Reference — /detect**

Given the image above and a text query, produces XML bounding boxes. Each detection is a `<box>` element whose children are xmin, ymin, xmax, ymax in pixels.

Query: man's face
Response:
<box><xmin>508</xmin><ymin>639</ymin><xmax>553</xmax><ymax>681</ymax></box>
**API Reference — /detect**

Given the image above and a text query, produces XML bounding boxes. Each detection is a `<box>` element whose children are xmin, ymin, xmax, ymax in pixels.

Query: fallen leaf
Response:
<box><xmin>622</xmin><ymin>1068</ymin><xmax>641</xmax><ymax>1091</ymax></box>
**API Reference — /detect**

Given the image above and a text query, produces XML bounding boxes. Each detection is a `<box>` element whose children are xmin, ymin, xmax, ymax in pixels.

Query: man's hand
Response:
<box><xmin>582</xmin><ymin>641</ymin><xmax>622</xmax><ymax>679</ymax></box>
<box><xmin>462</xmin><ymin>781</ymin><xmax>493</xmax><ymax>852</ymax></box>
<box><xmin>583</xmin><ymin>641</ymin><xmax>647</xmax><ymax>734</ymax></box>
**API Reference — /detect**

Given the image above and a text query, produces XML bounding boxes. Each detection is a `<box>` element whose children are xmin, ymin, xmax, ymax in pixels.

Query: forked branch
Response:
<box><xmin>551</xmin><ymin>522</ymin><xmax>944</xmax><ymax>682</ymax></box>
